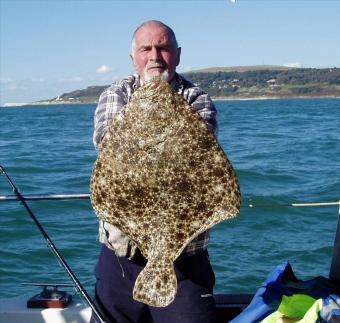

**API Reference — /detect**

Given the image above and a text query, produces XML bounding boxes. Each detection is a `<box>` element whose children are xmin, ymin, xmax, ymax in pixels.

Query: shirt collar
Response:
<box><xmin>170</xmin><ymin>73</ymin><xmax>185</xmax><ymax>94</ymax></box>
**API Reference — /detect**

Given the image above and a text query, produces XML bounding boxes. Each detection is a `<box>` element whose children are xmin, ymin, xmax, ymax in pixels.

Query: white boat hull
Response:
<box><xmin>0</xmin><ymin>296</ymin><xmax>92</xmax><ymax>323</ymax></box>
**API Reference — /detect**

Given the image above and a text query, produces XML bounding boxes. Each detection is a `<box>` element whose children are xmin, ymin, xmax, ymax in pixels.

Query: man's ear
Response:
<box><xmin>130</xmin><ymin>53</ymin><xmax>137</xmax><ymax>70</ymax></box>
<box><xmin>176</xmin><ymin>47</ymin><xmax>181</xmax><ymax>66</ymax></box>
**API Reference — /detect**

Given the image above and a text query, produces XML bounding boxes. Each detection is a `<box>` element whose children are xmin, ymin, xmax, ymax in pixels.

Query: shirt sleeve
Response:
<box><xmin>185</xmin><ymin>88</ymin><xmax>218</xmax><ymax>137</ymax></box>
<box><xmin>191</xmin><ymin>92</ymin><xmax>218</xmax><ymax>137</ymax></box>
<box><xmin>93</xmin><ymin>84</ymin><xmax>128</xmax><ymax>150</ymax></box>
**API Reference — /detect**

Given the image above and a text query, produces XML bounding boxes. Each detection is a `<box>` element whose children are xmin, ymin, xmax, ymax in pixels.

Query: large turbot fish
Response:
<box><xmin>90</xmin><ymin>78</ymin><xmax>241</xmax><ymax>307</ymax></box>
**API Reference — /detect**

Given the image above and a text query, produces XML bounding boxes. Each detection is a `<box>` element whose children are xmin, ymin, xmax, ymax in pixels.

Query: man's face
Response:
<box><xmin>131</xmin><ymin>23</ymin><xmax>181</xmax><ymax>84</ymax></box>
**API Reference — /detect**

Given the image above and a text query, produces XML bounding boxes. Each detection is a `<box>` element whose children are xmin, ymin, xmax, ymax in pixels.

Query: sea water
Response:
<box><xmin>0</xmin><ymin>99</ymin><xmax>339</xmax><ymax>298</ymax></box>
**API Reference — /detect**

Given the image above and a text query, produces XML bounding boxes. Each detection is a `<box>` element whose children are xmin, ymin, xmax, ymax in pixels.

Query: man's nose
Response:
<box><xmin>149</xmin><ymin>46</ymin><xmax>162</xmax><ymax>61</ymax></box>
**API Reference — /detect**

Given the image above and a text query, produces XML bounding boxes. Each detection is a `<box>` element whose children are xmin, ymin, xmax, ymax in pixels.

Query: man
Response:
<box><xmin>92</xmin><ymin>20</ymin><xmax>218</xmax><ymax>323</ymax></box>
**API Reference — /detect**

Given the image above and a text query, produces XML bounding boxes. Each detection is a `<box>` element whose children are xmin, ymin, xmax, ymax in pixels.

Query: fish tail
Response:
<box><xmin>133</xmin><ymin>257</ymin><xmax>177</xmax><ymax>307</ymax></box>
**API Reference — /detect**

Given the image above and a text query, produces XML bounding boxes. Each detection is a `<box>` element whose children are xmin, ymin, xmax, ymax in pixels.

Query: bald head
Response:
<box><xmin>131</xmin><ymin>20</ymin><xmax>179</xmax><ymax>53</ymax></box>
<box><xmin>130</xmin><ymin>20</ymin><xmax>181</xmax><ymax>84</ymax></box>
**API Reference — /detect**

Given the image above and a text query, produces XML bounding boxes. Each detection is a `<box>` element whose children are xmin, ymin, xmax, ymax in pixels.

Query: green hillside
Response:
<box><xmin>185</xmin><ymin>67</ymin><xmax>340</xmax><ymax>99</ymax></box>
<box><xmin>189</xmin><ymin>65</ymin><xmax>294</xmax><ymax>73</ymax></box>
<box><xmin>31</xmin><ymin>66</ymin><xmax>340</xmax><ymax>105</ymax></box>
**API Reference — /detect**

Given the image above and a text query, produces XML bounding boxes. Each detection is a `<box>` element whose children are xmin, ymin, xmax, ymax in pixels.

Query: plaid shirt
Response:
<box><xmin>93</xmin><ymin>73</ymin><xmax>218</xmax><ymax>257</ymax></box>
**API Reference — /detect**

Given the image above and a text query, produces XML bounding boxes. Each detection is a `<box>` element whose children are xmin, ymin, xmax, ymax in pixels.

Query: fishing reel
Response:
<box><xmin>24</xmin><ymin>283</ymin><xmax>73</xmax><ymax>309</ymax></box>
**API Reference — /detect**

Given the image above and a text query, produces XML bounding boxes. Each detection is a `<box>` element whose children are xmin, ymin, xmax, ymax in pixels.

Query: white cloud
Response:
<box><xmin>59</xmin><ymin>76</ymin><xmax>85</xmax><ymax>83</ymax></box>
<box><xmin>31</xmin><ymin>77</ymin><xmax>45</xmax><ymax>83</ymax></box>
<box><xmin>0</xmin><ymin>78</ymin><xmax>14</xmax><ymax>85</ymax></box>
<box><xmin>96</xmin><ymin>64</ymin><xmax>112</xmax><ymax>74</ymax></box>
<box><xmin>0</xmin><ymin>78</ymin><xmax>18</xmax><ymax>91</ymax></box>
<box><xmin>284</xmin><ymin>62</ymin><xmax>303</xmax><ymax>68</ymax></box>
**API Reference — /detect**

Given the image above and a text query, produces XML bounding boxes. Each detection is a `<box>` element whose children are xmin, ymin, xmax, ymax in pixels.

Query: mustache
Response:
<box><xmin>146</xmin><ymin>62</ymin><xmax>165</xmax><ymax>70</ymax></box>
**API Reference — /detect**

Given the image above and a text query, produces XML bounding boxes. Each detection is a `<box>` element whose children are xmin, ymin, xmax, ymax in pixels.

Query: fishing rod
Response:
<box><xmin>0</xmin><ymin>165</ymin><xmax>106</xmax><ymax>323</ymax></box>
<box><xmin>0</xmin><ymin>192</ymin><xmax>339</xmax><ymax>209</ymax></box>
<box><xmin>246</xmin><ymin>201</ymin><xmax>340</xmax><ymax>208</ymax></box>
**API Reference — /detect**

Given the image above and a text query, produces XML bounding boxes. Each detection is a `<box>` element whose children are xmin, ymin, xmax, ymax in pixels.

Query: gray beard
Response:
<box><xmin>143</xmin><ymin>69</ymin><xmax>170</xmax><ymax>84</ymax></box>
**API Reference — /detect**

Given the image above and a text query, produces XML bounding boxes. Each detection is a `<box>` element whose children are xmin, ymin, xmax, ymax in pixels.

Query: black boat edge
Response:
<box><xmin>215</xmin><ymin>293</ymin><xmax>253</xmax><ymax>322</ymax></box>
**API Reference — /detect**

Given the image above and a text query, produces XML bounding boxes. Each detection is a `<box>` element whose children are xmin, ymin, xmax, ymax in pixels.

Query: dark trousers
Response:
<box><xmin>91</xmin><ymin>245</ymin><xmax>216</xmax><ymax>323</ymax></box>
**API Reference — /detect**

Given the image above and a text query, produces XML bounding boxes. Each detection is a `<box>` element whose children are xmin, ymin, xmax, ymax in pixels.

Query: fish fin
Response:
<box><xmin>133</xmin><ymin>257</ymin><xmax>177</xmax><ymax>307</ymax></box>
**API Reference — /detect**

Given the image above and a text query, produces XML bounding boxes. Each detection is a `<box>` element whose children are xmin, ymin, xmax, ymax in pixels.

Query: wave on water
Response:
<box><xmin>0</xmin><ymin>99</ymin><xmax>339</xmax><ymax>297</ymax></box>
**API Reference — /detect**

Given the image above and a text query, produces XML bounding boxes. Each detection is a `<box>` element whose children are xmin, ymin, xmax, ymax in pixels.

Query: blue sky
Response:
<box><xmin>1</xmin><ymin>0</ymin><xmax>340</xmax><ymax>104</ymax></box>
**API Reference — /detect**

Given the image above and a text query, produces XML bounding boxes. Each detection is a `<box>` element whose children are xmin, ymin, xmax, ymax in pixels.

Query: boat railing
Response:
<box><xmin>1</xmin><ymin>188</ymin><xmax>339</xmax><ymax>320</ymax></box>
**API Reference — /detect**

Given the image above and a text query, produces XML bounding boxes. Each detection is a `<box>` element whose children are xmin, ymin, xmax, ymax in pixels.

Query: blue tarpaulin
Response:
<box><xmin>231</xmin><ymin>262</ymin><xmax>340</xmax><ymax>322</ymax></box>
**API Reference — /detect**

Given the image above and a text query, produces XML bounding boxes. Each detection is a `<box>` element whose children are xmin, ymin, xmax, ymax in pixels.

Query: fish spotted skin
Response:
<box><xmin>91</xmin><ymin>78</ymin><xmax>241</xmax><ymax>307</ymax></box>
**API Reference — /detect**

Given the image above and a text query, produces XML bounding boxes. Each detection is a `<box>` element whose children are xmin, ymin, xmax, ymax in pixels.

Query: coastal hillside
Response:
<box><xmin>189</xmin><ymin>65</ymin><xmax>294</xmax><ymax>73</ymax></box>
<box><xmin>32</xmin><ymin>66</ymin><xmax>340</xmax><ymax>105</ymax></box>
<box><xmin>186</xmin><ymin>67</ymin><xmax>340</xmax><ymax>99</ymax></box>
